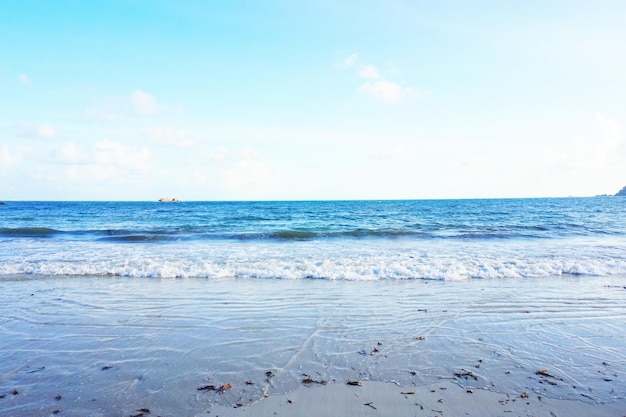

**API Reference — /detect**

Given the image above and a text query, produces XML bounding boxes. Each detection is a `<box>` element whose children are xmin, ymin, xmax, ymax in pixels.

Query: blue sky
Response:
<box><xmin>1</xmin><ymin>0</ymin><xmax>625</xmax><ymax>200</ymax></box>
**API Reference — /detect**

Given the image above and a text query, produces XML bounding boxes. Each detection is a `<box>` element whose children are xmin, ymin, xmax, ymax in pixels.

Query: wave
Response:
<box><xmin>3</xmin><ymin>261</ymin><xmax>625</xmax><ymax>280</ymax></box>
<box><xmin>2</xmin><ymin>247</ymin><xmax>626</xmax><ymax>281</ymax></box>
<box><xmin>2</xmin><ymin>220</ymin><xmax>624</xmax><ymax>243</ymax></box>
<box><xmin>0</xmin><ymin>226</ymin><xmax>505</xmax><ymax>241</ymax></box>
<box><xmin>0</xmin><ymin>227</ymin><xmax>63</xmax><ymax>237</ymax></box>
<box><xmin>235</xmin><ymin>229</ymin><xmax>430</xmax><ymax>241</ymax></box>
<box><xmin>0</xmin><ymin>226</ymin><xmax>611</xmax><ymax>242</ymax></box>
<box><xmin>269</xmin><ymin>230</ymin><xmax>321</xmax><ymax>240</ymax></box>
<box><xmin>97</xmin><ymin>235</ymin><xmax>179</xmax><ymax>242</ymax></box>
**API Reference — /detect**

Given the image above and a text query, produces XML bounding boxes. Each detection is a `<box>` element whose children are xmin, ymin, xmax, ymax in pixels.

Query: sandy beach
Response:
<box><xmin>1</xmin><ymin>274</ymin><xmax>625</xmax><ymax>416</ymax></box>
<box><xmin>211</xmin><ymin>380</ymin><xmax>626</xmax><ymax>417</ymax></box>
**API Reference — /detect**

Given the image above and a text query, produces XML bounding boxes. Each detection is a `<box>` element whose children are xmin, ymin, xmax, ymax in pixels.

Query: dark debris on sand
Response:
<box><xmin>301</xmin><ymin>374</ymin><xmax>328</xmax><ymax>385</ymax></box>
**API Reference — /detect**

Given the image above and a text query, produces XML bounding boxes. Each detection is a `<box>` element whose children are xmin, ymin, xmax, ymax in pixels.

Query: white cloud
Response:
<box><xmin>345</xmin><ymin>58</ymin><xmax>419</xmax><ymax>104</ymax></box>
<box><xmin>208</xmin><ymin>146</ymin><xmax>229</xmax><ymax>160</ymax></box>
<box><xmin>219</xmin><ymin>149</ymin><xmax>276</xmax><ymax>190</ymax></box>
<box><xmin>344</xmin><ymin>52</ymin><xmax>358</xmax><ymax>68</ymax></box>
<box><xmin>541</xmin><ymin>114</ymin><xmax>624</xmax><ymax>168</ymax></box>
<box><xmin>192</xmin><ymin>170</ymin><xmax>209</xmax><ymax>186</ymax></box>
<box><xmin>50</xmin><ymin>139</ymin><xmax>152</xmax><ymax>186</ymax></box>
<box><xmin>93</xmin><ymin>139</ymin><xmax>151</xmax><ymax>171</ymax></box>
<box><xmin>131</xmin><ymin>89</ymin><xmax>160</xmax><ymax>115</ymax></box>
<box><xmin>17</xmin><ymin>122</ymin><xmax>57</xmax><ymax>139</ymax></box>
<box><xmin>358</xmin><ymin>65</ymin><xmax>380</xmax><ymax>80</ymax></box>
<box><xmin>85</xmin><ymin>90</ymin><xmax>162</xmax><ymax>121</ymax></box>
<box><xmin>459</xmin><ymin>157</ymin><xmax>488</xmax><ymax>171</ymax></box>
<box><xmin>84</xmin><ymin>106</ymin><xmax>122</xmax><ymax>122</ymax></box>
<box><xmin>18</xmin><ymin>73</ymin><xmax>30</xmax><ymax>84</ymax></box>
<box><xmin>337</xmin><ymin>52</ymin><xmax>358</xmax><ymax>69</ymax></box>
<box><xmin>139</xmin><ymin>126</ymin><xmax>196</xmax><ymax>148</ymax></box>
<box><xmin>370</xmin><ymin>144</ymin><xmax>419</xmax><ymax>162</ymax></box>
<box><xmin>594</xmin><ymin>113</ymin><xmax>622</xmax><ymax>143</ymax></box>
<box><xmin>358</xmin><ymin>79</ymin><xmax>417</xmax><ymax>104</ymax></box>
<box><xmin>38</xmin><ymin>125</ymin><xmax>56</xmax><ymax>138</ymax></box>
<box><xmin>64</xmin><ymin>165</ymin><xmax>81</xmax><ymax>182</ymax></box>
<box><xmin>55</xmin><ymin>141</ymin><xmax>85</xmax><ymax>164</ymax></box>
<box><xmin>1</xmin><ymin>145</ymin><xmax>20</xmax><ymax>167</ymax></box>
<box><xmin>539</xmin><ymin>114</ymin><xmax>625</xmax><ymax>194</ymax></box>
<box><xmin>0</xmin><ymin>145</ymin><xmax>22</xmax><ymax>179</ymax></box>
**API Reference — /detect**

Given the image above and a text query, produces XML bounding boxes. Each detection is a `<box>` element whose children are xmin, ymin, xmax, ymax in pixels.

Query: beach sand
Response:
<box><xmin>1</xmin><ymin>275</ymin><xmax>625</xmax><ymax>416</ymax></box>
<box><xmin>211</xmin><ymin>380</ymin><xmax>626</xmax><ymax>417</ymax></box>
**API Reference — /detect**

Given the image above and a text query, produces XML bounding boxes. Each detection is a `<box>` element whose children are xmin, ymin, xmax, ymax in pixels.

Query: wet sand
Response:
<box><xmin>211</xmin><ymin>380</ymin><xmax>626</xmax><ymax>417</ymax></box>
<box><xmin>1</xmin><ymin>275</ymin><xmax>625</xmax><ymax>416</ymax></box>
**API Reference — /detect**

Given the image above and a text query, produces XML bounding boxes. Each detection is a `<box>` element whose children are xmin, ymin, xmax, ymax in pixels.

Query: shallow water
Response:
<box><xmin>1</xmin><ymin>275</ymin><xmax>624</xmax><ymax>416</ymax></box>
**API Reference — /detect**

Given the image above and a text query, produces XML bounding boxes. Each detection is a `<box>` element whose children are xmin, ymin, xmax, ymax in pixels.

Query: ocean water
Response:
<box><xmin>1</xmin><ymin>198</ymin><xmax>626</xmax><ymax>415</ymax></box>
<box><xmin>1</xmin><ymin>198</ymin><xmax>626</xmax><ymax>280</ymax></box>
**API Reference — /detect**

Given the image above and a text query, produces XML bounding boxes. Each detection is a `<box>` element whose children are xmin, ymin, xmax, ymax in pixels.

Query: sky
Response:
<box><xmin>1</xmin><ymin>0</ymin><xmax>625</xmax><ymax>201</ymax></box>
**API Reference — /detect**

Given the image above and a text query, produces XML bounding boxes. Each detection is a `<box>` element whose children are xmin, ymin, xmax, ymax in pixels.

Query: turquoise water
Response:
<box><xmin>1</xmin><ymin>198</ymin><xmax>626</xmax><ymax>280</ymax></box>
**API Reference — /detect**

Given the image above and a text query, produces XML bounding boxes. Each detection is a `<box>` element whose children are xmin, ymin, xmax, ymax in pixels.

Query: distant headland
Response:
<box><xmin>158</xmin><ymin>197</ymin><xmax>181</xmax><ymax>202</ymax></box>
<box><xmin>616</xmin><ymin>186</ymin><xmax>626</xmax><ymax>197</ymax></box>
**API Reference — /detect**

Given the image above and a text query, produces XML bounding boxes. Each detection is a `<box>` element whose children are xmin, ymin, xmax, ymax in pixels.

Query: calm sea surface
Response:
<box><xmin>1</xmin><ymin>198</ymin><xmax>625</xmax><ymax>280</ymax></box>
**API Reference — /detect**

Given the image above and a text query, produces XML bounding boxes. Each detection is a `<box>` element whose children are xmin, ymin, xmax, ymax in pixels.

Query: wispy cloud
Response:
<box><xmin>336</xmin><ymin>52</ymin><xmax>359</xmax><ymax>69</ymax></box>
<box><xmin>1</xmin><ymin>145</ymin><xmax>20</xmax><ymax>169</ymax></box>
<box><xmin>370</xmin><ymin>144</ymin><xmax>420</xmax><ymax>162</ymax></box>
<box><xmin>358</xmin><ymin>78</ymin><xmax>417</xmax><ymax>104</ymax></box>
<box><xmin>53</xmin><ymin>141</ymin><xmax>86</xmax><ymax>164</ymax></box>
<box><xmin>17</xmin><ymin>73</ymin><xmax>31</xmax><ymax>85</ymax></box>
<box><xmin>93</xmin><ymin>139</ymin><xmax>151</xmax><ymax>170</ymax></box>
<box><xmin>131</xmin><ymin>89</ymin><xmax>160</xmax><ymax>115</ymax></box>
<box><xmin>84</xmin><ymin>105</ymin><xmax>123</xmax><ymax>122</ymax></box>
<box><xmin>344</xmin><ymin>52</ymin><xmax>358</xmax><ymax>68</ymax></box>
<box><xmin>57</xmin><ymin>139</ymin><xmax>152</xmax><ymax>184</ymax></box>
<box><xmin>357</xmin><ymin>64</ymin><xmax>418</xmax><ymax>104</ymax></box>
<box><xmin>541</xmin><ymin>114</ymin><xmax>624</xmax><ymax>167</ymax></box>
<box><xmin>207</xmin><ymin>146</ymin><xmax>229</xmax><ymax>160</ymax></box>
<box><xmin>17</xmin><ymin>122</ymin><xmax>57</xmax><ymax>139</ymax></box>
<box><xmin>85</xmin><ymin>89</ymin><xmax>163</xmax><ymax>122</ymax></box>
<box><xmin>207</xmin><ymin>148</ymin><xmax>278</xmax><ymax>191</ymax></box>
<box><xmin>139</xmin><ymin>126</ymin><xmax>197</xmax><ymax>148</ymax></box>
<box><xmin>594</xmin><ymin>113</ymin><xmax>623</xmax><ymax>142</ymax></box>
<box><xmin>340</xmin><ymin>54</ymin><xmax>419</xmax><ymax>104</ymax></box>
<box><xmin>0</xmin><ymin>144</ymin><xmax>28</xmax><ymax>180</ymax></box>
<box><xmin>358</xmin><ymin>65</ymin><xmax>380</xmax><ymax>80</ymax></box>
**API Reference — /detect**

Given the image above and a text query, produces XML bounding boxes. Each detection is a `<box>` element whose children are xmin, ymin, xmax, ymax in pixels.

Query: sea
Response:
<box><xmin>1</xmin><ymin>197</ymin><xmax>626</xmax><ymax>280</ymax></box>
<box><xmin>1</xmin><ymin>198</ymin><xmax>626</xmax><ymax>415</ymax></box>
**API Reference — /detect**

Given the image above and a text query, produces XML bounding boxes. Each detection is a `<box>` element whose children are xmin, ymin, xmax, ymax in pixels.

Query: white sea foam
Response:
<box><xmin>2</xmin><ymin>238</ymin><xmax>626</xmax><ymax>280</ymax></box>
